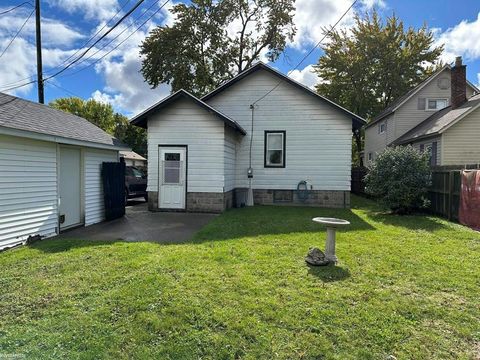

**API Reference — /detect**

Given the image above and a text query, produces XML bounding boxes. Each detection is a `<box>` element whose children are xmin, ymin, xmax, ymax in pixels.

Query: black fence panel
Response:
<box><xmin>351</xmin><ymin>167</ymin><xmax>367</xmax><ymax>194</ymax></box>
<box><xmin>428</xmin><ymin>170</ymin><xmax>461</xmax><ymax>221</ymax></box>
<box><xmin>102</xmin><ymin>162</ymin><xmax>126</xmax><ymax>221</ymax></box>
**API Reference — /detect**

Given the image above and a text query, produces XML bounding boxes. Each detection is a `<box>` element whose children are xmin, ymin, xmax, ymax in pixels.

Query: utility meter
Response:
<box><xmin>247</xmin><ymin>167</ymin><xmax>253</xmax><ymax>178</ymax></box>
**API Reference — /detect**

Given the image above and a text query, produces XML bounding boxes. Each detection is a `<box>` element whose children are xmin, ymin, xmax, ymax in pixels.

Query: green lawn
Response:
<box><xmin>1</xmin><ymin>196</ymin><xmax>479</xmax><ymax>359</ymax></box>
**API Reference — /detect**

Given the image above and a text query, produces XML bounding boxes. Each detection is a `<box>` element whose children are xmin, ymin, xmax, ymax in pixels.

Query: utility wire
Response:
<box><xmin>43</xmin><ymin>0</ymin><xmax>145</xmax><ymax>82</ymax></box>
<box><xmin>0</xmin><ymin>1</ymin><xmax>33</xmax><ymax>15</ymax></box>
<box><xmin>251</xmin><ymin>0</ymin><xmax>358</xmax><ymax>105</ymax></box>
<box><xmin>46</xmin><ymin>81</ymin><xmax>82</xmax><ymax>98</ymax></box>
<box><xmin>61</xmin><ymin>0</ymin><xmax>167</xmax><ymax>75</ymax></box>
<box><xmin>52</xmin><ymin>0</ymin><xmax>133</xmax><ymax>72</ymax></box>
<box><xmin>0</xmin><ymin>0</ymin><xmax>134</xmax><ymax>90</ymax></box>
<box><xmin>56</xmin><ymin>0</ymin><xmax>169</xmax><ymax>79</ymax></box>
<box><xmin>0</xmin><ymin>7</ymin><xmax>35</xmax><ymax>60</ymax></box>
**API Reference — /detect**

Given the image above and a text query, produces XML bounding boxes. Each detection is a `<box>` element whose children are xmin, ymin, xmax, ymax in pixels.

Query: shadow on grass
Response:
<box><xmin>192</xmin><ymin>205</ymin><xmax>375</xmax><ymax>243</ymax></box>
<box><xmin>27</xmin><ymin>238</ymin><xmax>124</xmax><ymax>254</ymax></box>
<box><xmin>307</xmin><ymin>264</ymin><xmax>351</xmax><ymax>282</ymax></box>
<box><xmin>364</xmin><ymin>210</ymin><xmax>448</xmax><ymax>231</ymax></box>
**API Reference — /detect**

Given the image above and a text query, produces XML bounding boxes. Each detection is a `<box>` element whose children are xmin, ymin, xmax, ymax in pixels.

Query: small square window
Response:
<box><xmin>264</xmin><ymin>131</ymin><xmax>285</xmax><ymax>168</ymax></box>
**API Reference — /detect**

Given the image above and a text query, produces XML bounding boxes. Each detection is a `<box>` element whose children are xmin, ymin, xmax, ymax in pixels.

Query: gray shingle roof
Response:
<box><xmin>394</xmin><ymin>93</ymin><xmax>480</xmax><ymax>145</ymax></box>
<box><xmin>366</xmin><ymin>65</ymin><xmax>479</xmax><ymax>129</ymax></box>
<box><xmin>0</xmin><ymin>92</ymin><xmax>126</xmax><ymax>148</ymax></box>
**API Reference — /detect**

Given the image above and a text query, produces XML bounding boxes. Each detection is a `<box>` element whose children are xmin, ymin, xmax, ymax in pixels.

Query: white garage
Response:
<box><xmin>0</xmin><ymin>93</ymin><xmax>128</xmax><ymax>249</ymax></box>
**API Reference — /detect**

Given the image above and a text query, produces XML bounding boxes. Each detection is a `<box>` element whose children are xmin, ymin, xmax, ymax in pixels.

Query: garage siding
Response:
<box><xmin>0</xmin><ymin>135</ymin><xmax>58</xmax><ymax>248</ymax></box>
<box><xmin>84</xmin><ymin>148</ymin><xmax>118</xmax><ymax>226</ymax></box>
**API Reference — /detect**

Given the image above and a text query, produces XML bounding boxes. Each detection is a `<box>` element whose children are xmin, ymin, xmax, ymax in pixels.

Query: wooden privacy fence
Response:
<box><xmin>351</xmin><ymin>167</ymin><xmax>367</xmax><ymax>194</ymax></box>
<box><xmin>428</xmin><ymin>170</ymin><xmax>462</xmax><ymax>221</ymax></box>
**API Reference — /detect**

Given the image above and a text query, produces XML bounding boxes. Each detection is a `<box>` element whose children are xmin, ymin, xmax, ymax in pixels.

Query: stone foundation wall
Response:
<box><xmin>187</xmin><ymin>192</ymin><xmax>226</xmax><ymax>213</ymax></box>
<box><xmin>148</xmin><ymin>189</ymin><xmax>350</xmax><ymax>212</ymax></box>
<box><xmin>253</xmin><ymin>189</ymin><xmax>350</xmax><ymax>208</ymax></box>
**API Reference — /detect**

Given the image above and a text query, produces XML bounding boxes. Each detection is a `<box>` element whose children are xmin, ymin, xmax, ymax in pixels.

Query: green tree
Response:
<box><xmin>140</xmin><ymin>0</ymin><xmax>296</xmax><ymax>96</ymax></box>
<box><xmin>49</xmin><ymin>98</ymin><xmax>147</xmax><ymax>157</ymax></box>
<box><xmin>314</xmin><ymin>11</ymin><xmax>443</xmax><ymax>165</ymax></box>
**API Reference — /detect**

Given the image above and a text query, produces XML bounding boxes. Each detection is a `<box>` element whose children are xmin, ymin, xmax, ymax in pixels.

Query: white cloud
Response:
<box><xmin>288</xmin><ymin>65</ymin><xmax>319</xmax><ymax>89</ymax></box>
<box><xmin>45</xmin><ymin>0</ymin><xmax>120</xmax><ymax>21</ymax></box>
<box><xmin>292</xmin><ymin>0</ymin><xmax>385</xmax><ymax>49</ymax></box>
<box><xmin>434</xmin><ymin>12</ymin><xmax>480</xmax><ymax>64</ymax></box>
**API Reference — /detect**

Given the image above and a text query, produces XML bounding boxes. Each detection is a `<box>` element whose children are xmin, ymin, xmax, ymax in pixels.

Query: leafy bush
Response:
<box><xmin>365</xmin><ymin>146</ymin><xmax>431</xmax><ymax>214</ymax></box>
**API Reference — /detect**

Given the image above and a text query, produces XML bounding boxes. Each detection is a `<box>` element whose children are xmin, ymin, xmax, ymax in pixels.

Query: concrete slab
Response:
<box><xmin>56</xmin><ymin>200</ymin><xmax>217</xmax><ymax>243</ymax></box>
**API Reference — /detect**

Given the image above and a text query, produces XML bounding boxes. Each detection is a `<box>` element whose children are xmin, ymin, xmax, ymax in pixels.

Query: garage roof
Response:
<box><xmin>0</xmin><ymin>92</ymin><xmax>127</xmax><ymax>149</ymax></box>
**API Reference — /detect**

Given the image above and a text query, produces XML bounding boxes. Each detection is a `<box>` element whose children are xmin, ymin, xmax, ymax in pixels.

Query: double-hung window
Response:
<box><xmin>264</xmin><ymin>131</ymin><xmax>286</xmax><ymax>168</ymax></box>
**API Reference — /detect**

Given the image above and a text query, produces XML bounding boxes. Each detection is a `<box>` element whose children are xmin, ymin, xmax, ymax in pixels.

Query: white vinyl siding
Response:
<box><xmin>394</xmin><ymin>68</ymin><xmax>475</xmax><ymax>139</ymax></box>
<box><xmin>147</xmin><ymin>97</ymin><xmax>225</xmax><ymax>193</ymax></box>
<box><xmin>364</xmin><ymin>113</ymin><xmax>394</xmax><ymax>163</ymax></box>
<box><xmin>442</xmin><ymin>110</ymin><xmax>480</xmax><ymax>165</ymax></box>
<box><xmin>409</xmin><ymin>136</ymin><xmax>442</xmax><ymax>165</ymax></box>
<box><xmin>224</xmin><ymin>126</ymin><xmax>237</xmax><ymax>192</ymax></box>
<box><xmin>84</xmin><ymin>148</ymin><xmax>118</xmax><ymax>226</ymax></box>
<box><xmin>0</xmin><ymin>135</ymin><xmax>58</xmax><ymax>248</ymax></box>
<box><xmin>206</xmin><ymin>69</ymin><xmax>352</xmax><ymax>191</ymax></box>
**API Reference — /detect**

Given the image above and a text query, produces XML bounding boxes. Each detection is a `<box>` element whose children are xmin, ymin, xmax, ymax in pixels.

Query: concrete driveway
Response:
<box><xmin>57</xmin><ymin>200</ymin><xmax>217</xmax><ymax>243</ymax></box>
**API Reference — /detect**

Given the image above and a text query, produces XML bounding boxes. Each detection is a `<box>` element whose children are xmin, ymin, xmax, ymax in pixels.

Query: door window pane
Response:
<box><xmin>164</xmin><ymin>167</ymin><xmax>180</xmax><ymax>183</ymax></box>
<box><xmin>165</xmin><ymin>153</ymin><xmax>180</xmax><ymax>161</ymax></box>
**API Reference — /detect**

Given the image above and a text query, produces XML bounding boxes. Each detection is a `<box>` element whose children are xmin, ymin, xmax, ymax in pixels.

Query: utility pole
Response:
<box><xmin>35</xmin><ymin>0</ymin><xmax>44</xmax><ymax>104</ymax></box>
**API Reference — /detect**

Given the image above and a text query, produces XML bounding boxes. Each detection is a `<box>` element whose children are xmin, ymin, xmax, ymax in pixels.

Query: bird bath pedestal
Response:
<box><xmin>312</xmin><ymin>217</ymin><xmax>350</xmax><ymax>263</ymax></box>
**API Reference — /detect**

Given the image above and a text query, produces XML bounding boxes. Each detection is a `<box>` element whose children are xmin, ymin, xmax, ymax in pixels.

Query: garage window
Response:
<box><xmin>264</xmin><ymin>131</ymin><xmax>286</xmax><ymax>168</ymax></box>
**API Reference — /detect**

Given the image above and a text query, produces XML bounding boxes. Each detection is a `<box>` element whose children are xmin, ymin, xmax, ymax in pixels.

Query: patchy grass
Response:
<box><xmin>1</xmin><ymin>196</ymin><xmax>479</xmax><ymax>359</ymax></box>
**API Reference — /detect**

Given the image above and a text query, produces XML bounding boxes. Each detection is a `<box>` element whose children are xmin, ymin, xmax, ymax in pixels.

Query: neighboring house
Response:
<box><xmin>0</xmin><ymin>93</ymin><xmax>128</xmax><ymax>249</ymax></box>
<box><xmin>364</xmin><ymin>57</ymin><xmax>478</xmax><ymax>165</ymax></box>
<box><xmin>120</xmin><ymin>150</ymin><xmax>147</xmax><ymax>168</ymax></box>
<box><xmin>131</xmin><ymin>62</ymin><xmax>365</xmax><ymax>213</ymax></box>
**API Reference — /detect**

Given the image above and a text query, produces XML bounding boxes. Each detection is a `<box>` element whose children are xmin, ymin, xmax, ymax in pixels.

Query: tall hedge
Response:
<box><xmin>365</xmin><ymin>146</ymin><xmax>431</xmax><ymax>214</ymax></box>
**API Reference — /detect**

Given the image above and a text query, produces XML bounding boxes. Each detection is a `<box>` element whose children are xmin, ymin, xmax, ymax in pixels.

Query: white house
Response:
<box><xmin>0</xmin><ymin>93</ymin><xmax>128</xmax><ymax>249</ymax></box>
<box><xmin>131</xmin><ymin>62</ymin><xmax>365</xmax><ymax>213</ymax></box>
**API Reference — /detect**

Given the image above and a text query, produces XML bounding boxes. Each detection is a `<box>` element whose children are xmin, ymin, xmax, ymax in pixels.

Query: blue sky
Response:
<box><xmin>1</xmin><ymin>0</ymin><xmax>479</xmax><ymax>116</ymax></box>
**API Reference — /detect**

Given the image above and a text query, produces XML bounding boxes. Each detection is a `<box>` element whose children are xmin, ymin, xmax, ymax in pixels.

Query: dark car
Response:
<box><xmin>125</xmin><ymin>166</ymin><xmax>147</xmax><ymax>203</ymax></box>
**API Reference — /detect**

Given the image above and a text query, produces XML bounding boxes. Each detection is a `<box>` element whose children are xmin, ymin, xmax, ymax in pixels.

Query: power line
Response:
<box><xmin>0</xmin><ymin>1</ymin><xmax>33</xmax><ymax>15</ymax></box>
<box><xmin>46</xmin><ymin>81</ymin><xmax>82</xmax><ymax>98</ymax></box>
<box><xmin>43</xmin><ymin>0</ymin><xmax>145</xmax><ymax>82</ymax></box>
<box><xmin>61</xmin><ymin>0</ymin><xmax>167</xmax><ymax>75</ymax></box>
<box><xmin>0</xmin><ymin>79</ymin><xmax>36</xmax><ymax>93</ymax></box>
<box><xmin>252</xmin><ymin>0</ymin><xmax>359</xmax><ymax>105</ymax></box>
<box><xmin>57</xmin><ymin>0</ymin><xmax>169</xmax><ymax>79</ymax></box>
<box><xmin>0</xmin><ymin>0</ymin><xmax>134</xmax><ymax>89</ymax></box>
<box><xmin>52</xmin><ymin>0</ymin><xmax>133</xmax><ymax>73</ymax></box>
<box><xmin>0</xmin><ymin>7</ymin><xmax>35</xmax><ymax>59</ymax></box>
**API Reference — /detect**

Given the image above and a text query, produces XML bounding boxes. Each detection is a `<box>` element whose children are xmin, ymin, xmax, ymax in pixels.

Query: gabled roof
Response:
<box><xmin>366</xmin><ymin>65</ymin><xmax>479</xmax><ymax>129</ymax></box>
<box><xmin>201</xmin><ymin>62</ymin><xmax>366</xmax><ymax>129</ymax></box>
<box><xmin>120</xmin><ymin>150</ymin><xmax>146</xmax><ymax>161</ymax></box>
<box><xmin>0</xmin><ymin>92</ymin><xmax>127</xmax><ymax>149</ymax></box>
<box><xmin>393</xmin><ymin>93</ymin><xmax>480</xmax><ymax>145</ymax></box>
<box><xmin>130</xmin><ymin>89</ymin><xmax>246</xmax><ymax>135</ymax></box>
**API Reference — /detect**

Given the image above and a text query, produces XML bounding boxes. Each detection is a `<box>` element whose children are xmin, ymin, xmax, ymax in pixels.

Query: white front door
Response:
<box><xmin>158</xmin><ymin>147</ymin><xmax>186</xmax><ymax>209</ymax></box>
<box><xmin>59</xmin><ymin>147</ymin><xmax>82</xmax><ymax>229</ymax></box>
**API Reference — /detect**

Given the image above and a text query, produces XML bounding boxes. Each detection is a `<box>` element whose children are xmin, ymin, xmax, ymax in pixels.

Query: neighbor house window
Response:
<box><xmin>379</xmin><ymin>122</ymin><xmax>386</xmax><ymax>134</ymax></box>
<box><xmin>264</xmin><ymin>131</ymin><xmax>286</xmax><ymax>168</ymax></box>
<box><xmin>368</xmin><ymin>152</ymin><xmax>373</xmax><ymax>161</ymax></box>
<box><xmin>420</xmin><ymin>142</ymin><xmax>438</xmax><ymax>166</ymax></box>
<box><xmin>426</xmin><ymin>99</ymin><xmax>448</xmax><ymax>111</ymax></box>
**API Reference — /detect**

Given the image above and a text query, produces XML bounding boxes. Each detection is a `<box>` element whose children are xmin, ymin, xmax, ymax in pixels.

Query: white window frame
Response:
<box><xmin>426</xmin><ymin>98</ymin><xmax>448</xmax><ymax>111</ymax></box>
<box><xmin>264</xmin><ymin>131</ymin><xmax>286</xmax><ymax>168</ymax></box>
<box><xmin>379</xmin><ymin>122</ymin><xmax>386</xmax><ymax>134</ymax></box>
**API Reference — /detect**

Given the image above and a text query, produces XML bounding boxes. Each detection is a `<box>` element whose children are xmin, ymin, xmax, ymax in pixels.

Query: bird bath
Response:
<box><xmin>312</xmin><ymin>217</ymin><xmax>350</xmax><ymax>263</ymax></box>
